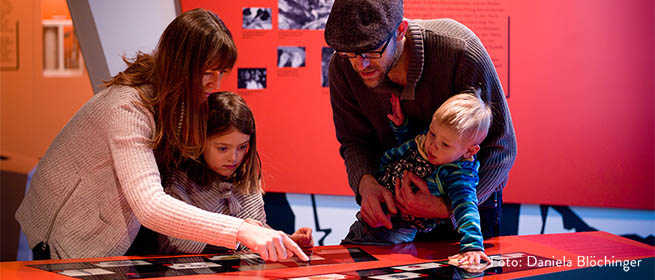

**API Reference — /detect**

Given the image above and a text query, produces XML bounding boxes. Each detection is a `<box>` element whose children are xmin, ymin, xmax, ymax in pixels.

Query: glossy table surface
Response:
<box><xmin>1</xmin><ymin>231</ymin><xmax>653</xmax><ymax>279</ymax></box>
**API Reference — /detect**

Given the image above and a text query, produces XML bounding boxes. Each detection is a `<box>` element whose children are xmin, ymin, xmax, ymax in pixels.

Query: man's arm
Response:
<box><xmin>329</xmin><ymin>57</ymin><xmax>375</xmax><ymax>195</ymax></box>
<box><xmin>454</xmin><ymin>24</ymin><xmax>517</xmax><ymax>205</ymax></box>
<box><xmin>328</xmin><ymin>56</ymin><xmax>397</xmax><ymax>229</ymax></box>
<box><xmin>328</xmin><ymin>56</ymin><xmax>380</xmax><ymax>200</ymax></box>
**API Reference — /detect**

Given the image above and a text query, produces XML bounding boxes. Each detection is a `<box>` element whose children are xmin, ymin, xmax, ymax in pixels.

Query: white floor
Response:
<box><xmin>518</xmin><ymin>204</ymin><xmax>655</xmax><ymax>238</ymax></box>
<box><xmin>287</xmin><ymin>193</ymin><xmax>655</xmax><ymax>246</ymax></box>
<box><xmin>286</xmin><ymin>193</ymin><xmax>360</xmax><ymax>246</ymax></box>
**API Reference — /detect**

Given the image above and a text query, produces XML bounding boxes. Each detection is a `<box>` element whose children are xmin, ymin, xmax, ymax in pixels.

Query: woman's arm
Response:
<box><xmin>106</xmin><ymin>90</ymin><xmax>307</xmax><ymax>261</ymax></box>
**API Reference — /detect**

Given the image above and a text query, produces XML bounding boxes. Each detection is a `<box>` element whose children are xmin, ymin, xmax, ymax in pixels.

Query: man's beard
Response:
<box><xmin>360</xmin><ymin>45</ymin><xmax>402</xmax><ymax>89</ymax></box>
<box><xmin>359</xmin><ymin>64</ymin><xmax>392</xmax><ymax>88</ymax></box>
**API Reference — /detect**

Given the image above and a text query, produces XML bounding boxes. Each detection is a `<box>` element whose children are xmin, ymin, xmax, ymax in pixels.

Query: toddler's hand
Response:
<box><xmin>448</xmin><ymin>251</ymin><xmax>491</xmax><ymax>265</ymax></box>
<box><xmin>289</xmin><ymin>227</ymin><xmax>314</xmax><ymax>248</ymax></box>
<box><xmin>387</xmin><ymin>94</ymin><xmax>404</xmax><ymax>126</ymax></box>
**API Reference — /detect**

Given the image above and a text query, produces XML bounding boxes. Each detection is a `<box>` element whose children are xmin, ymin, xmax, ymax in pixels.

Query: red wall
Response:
<box><xmin>506</xmin><ymin>0</ymin><xmax>653</xmax><ymax>210</ymax></box>
<box><xmin>180</xmin><ymin>0</ymin><xmax>654</xmax><ymax>210</ymax></box>
<box><xmin>182</xmin><ymin>0</ymin><xmax>350</xmax><ymax>196</ymax></box>
<box><xmin>1</xmin><ymin>0</ymin><xmax>93</xmax><ymax>174</ymax></box>
<box><xmin>41</xmin><ymin>0</ymin><xmax>71</xmax><ymax>19</ymax></box>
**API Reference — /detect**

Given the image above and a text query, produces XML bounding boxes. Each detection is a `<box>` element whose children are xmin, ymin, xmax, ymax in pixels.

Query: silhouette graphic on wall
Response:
<box><xmin>263</xmin><ymin>192</ymin><xmax>295</xmax><ymax>234</ymax></box>
<box><xmin>539</xmin><ymin>205</ymin><xmax>597</xmax><ymax>234</ymax></box>
<box><xmin>311</xmin><ymin>194</ymin><xmax>332</xmax><ymax>246</ymax></box>
<box><xmin>538</xmin><ymin>205</ymin><xmax>654</xmax><ymax>246</ymax></box>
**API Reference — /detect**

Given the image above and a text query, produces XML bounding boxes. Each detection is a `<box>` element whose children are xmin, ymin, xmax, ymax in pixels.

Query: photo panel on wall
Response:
<box><xmin>277</xmin><ymin>46</ymin><xmax>306</xmax><ymax>68</ymax></box>
<box><xmin>238</xmin><ymin>68</ymin><xmax>267</xmax><ymax>90</ymax></box>
<box><xmin>321</xmin><ymin>47</ymin><xmax>334</xmax><ymax>87</ymax></box>
<box><xmin>242</xmin><ymin>7</ymin><xmax>272</xmax><ymax>30</ymax></box>
<box><xmin>278</xmin><ymin>0</ymin><xmax>334</xmax><ymax>30</ymax></box>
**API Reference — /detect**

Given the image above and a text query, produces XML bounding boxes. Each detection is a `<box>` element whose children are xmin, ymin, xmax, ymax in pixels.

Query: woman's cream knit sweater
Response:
<box><xmin>16</xmin><ymin>85</ymin><xmax>245</xmax><ymax>259</ymax></box>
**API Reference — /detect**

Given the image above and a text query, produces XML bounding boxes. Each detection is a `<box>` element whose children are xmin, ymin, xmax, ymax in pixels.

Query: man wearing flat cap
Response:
<box><xmin>325</xmin><ymin>0</ymin><xmax>516</xmax><ymax>242</ymax></box>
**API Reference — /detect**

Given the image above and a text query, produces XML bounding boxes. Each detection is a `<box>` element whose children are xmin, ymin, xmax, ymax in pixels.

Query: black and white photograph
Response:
<box><xmin>277</xmin><ymin>46</ymin><xmax>306</xmax><ymax>68</ymax></box>
<box><xmin>242</xmin><ymin>8</ymin><xmax>272</xmax><ymax>30</ymax></box>
<box><xmin>238</xmin><ymin>68</ymin><xmax>267</xmax><ymax>89</ymax></box>
<box><xmin>278</xmin><ymin>0</ymin><xmax>334</xmax><ymax>30</ymax></box>
<box><xmin>321</xmin><ymin>47</ymin><xmax>334</xmax><ymax>87</ymax></box>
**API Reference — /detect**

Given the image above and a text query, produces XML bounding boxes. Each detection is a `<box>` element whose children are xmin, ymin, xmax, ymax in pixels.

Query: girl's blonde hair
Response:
<box><xmin>104</xmin><ymin>8</ymin><xmax>238</xmax><ymax>168</ymax></box>
<box><xmin>433</xmin><ymin>89</ymin><xmax>492</xmax><ymax>145</ymax></box>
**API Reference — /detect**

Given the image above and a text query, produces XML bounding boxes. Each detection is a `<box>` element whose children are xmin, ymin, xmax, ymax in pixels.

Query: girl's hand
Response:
<box><xmin>290</xmin><ymin>227</ymin><xmax>314</xmax><ymax>248</ymax></box>
<box><xmin>448</xmin><ymin>251</ymin><xmax>491</xmax><ymax>265</ymax></box>
<box><xmin>237</xmin><ymin>222</ymin><xmax>309</xmax><ymax>261</ymax></box>
<box><xmin>387</xmin><ymin>94</ymin><xmax>405</xmax><ymax>126</ymax></box>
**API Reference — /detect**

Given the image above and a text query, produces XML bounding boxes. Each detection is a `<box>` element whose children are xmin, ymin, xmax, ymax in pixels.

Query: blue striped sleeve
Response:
<box><xmin>379</xmin><ymin>138</ymin><xmax>417</xmax><ymax>169</ymax></box>
<box><xmin>389</xmin><ymin>118</ymin><xmax>412</xmax><ymax>144</ymax></box>
<box><xmin>425</xmin><ymin>171</ymin><xmax>445</xmax><ymax>197</ymax></box>
<box><xmin>439</xmin><ymin>161</ymin><xmax>484</xmax><ymax>252</ymax></box>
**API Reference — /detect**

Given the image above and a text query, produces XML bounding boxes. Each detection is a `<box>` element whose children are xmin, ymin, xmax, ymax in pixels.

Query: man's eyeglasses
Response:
<box><xmin>336</xmin><ymin>36</ymin><xmax>392</xmax><ymax>59</ymax></box>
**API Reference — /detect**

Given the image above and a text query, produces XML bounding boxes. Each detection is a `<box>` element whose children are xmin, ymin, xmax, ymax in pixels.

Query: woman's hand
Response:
<box><xmin>236</xmin><ymin>222</ymin><xmax>309</xmax><ymax>261</ymax></box>
<box><xmin>290</xmin><ymin>227</ymin><xmax>314</xmax><ymax>248</ymax></box>
<box><xmin>394</xmin><ymin>171</ymin><xmax>449</xmax><ymax>219</ymax></box>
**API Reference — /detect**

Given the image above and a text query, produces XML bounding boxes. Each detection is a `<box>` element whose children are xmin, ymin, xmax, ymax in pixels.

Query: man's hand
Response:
<box><xmin>359</xmin><ymin>174</ymin><xmax>397</xmax><ymax>229</ymax></box>
<box><xmin>289</xmin><ymin>227</ymin><xmax>314</xmax><ymax>248</ymax></box>
<box><xmin>236</xmin><ymin>222</ymin><xmax>309</xmax><ymax>262</ymax></box>
<box><xmin>386</xmin><ymin>94</ymin><xmax>405</xmax><ymax>126</ymax></box>
<box><xmin>394</xmin><ymin>171</ymin><xmax>449</xmax><ymax>219</ymax></box>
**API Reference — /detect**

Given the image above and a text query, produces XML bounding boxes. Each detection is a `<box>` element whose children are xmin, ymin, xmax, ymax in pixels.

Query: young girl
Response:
<box><xmin>16</xmin><ymin>8</ymin><xmax>308</xmax><ymax>261</ymax></box>
<box><xmin>157</xmin><ymin>92</ymin><xmax>313</xmax><ymax>256</ymax></box>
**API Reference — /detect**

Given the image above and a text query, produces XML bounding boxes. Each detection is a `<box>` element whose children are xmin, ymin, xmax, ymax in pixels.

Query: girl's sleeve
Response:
<box><xmin>157</xmin><ymin>182</ymin><xmax>208</xmax><ymax>254</ymax></box>
<box><xmin>106</xmin><ymin>96</ymin><xmax>244</xmax><ymax>250</ymax></box>
<box><xmin>239</xmin><ymin>192</ymin><xmax>268</xmax><ymax>228</ymax></box>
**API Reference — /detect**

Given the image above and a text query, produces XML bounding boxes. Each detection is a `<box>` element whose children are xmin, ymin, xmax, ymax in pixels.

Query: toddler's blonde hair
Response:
<box><xmin>433</xmin><ymin>91</ymin><xmax>492</xmax><ymax>145</ymax></box>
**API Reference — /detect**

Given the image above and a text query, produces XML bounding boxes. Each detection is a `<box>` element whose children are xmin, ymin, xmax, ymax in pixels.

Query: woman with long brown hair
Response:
<box><xmin>16</xmin><ymin>8</ymin><xmax>308</xmax><ymax>261</ymax></box>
